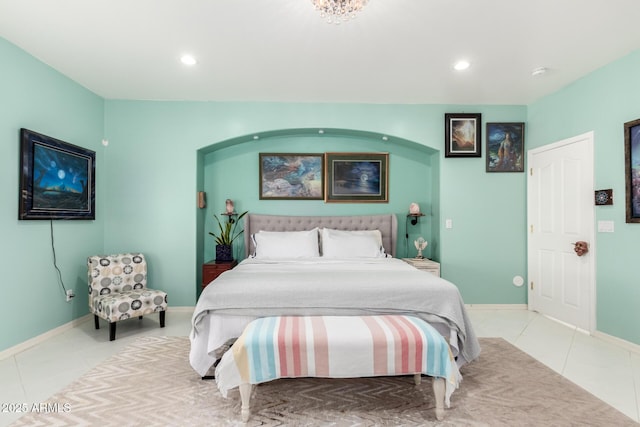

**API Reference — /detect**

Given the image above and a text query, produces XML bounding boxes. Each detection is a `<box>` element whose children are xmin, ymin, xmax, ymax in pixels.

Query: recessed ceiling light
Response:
<box><xmin>180</xmin><ymin>55</ymin><xmax>197</xmax><ymax>66</ymax></box>
<box><xmin>531</xmin><ymin>66</ymin><xmax>548</xmax><ymax>77</ymax></box>
<box><xmin>453</xmin><ymin>60</ymin><xmax>471</xmax><ymax>71</ymax></box>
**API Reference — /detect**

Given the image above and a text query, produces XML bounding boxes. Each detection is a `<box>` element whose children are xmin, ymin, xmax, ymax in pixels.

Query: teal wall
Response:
<box><xmin>528</xmin><ymin>49</ymin><xmax>640</xmax><ymax>344</ymax></box>
<box><xmin>102</xmin><ymin>101</ymin><xmax>527</xmax><ymax>309</ymax></box>
<box><xmin>0</xmin><ymin>38</ymin><xmax>105</xmax><ymax>351</ymax></box>
<box><xmin>25</xmin><ymin>32</ymin><xmax>640</xmax><ymax>353</ymax></box>
<box><xmin>201</xmin><ymin>130</ymin><xmax>439</xmax><ymax>265</ymax></box>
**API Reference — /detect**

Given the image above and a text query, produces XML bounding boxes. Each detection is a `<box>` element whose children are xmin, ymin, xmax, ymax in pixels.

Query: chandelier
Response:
<box><xmin>312</xmin><ymin>0</ymin><xmax>369</xmax><ymax>24</ymax></box>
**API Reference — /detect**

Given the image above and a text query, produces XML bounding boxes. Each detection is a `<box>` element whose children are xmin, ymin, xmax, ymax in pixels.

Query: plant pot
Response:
<box><xmin>216</xmin><ymin>244</ymin><xmax>233</xmax><ymax>262</ymax></box>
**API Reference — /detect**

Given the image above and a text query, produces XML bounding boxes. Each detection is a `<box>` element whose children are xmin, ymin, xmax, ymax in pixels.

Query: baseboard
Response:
<box><xmin>463</xmin><ymin>304</ymin><xmax>640</xmax><ymax>354</ymax></box>
<box><xmin>593</xmin><ymin>330</ymin><xmax>640</xmax><ymax>356</ymax></box>
<box><xmin>0</xmin><ymin>306</ymin><xmax>196</xmax><ymax>361</ymax></box>
<box><xmin>465</xmin><ymin>304</ymin><xmax>528</xmax><ymax>310</ymax></box>
<box><xmin>0</xmin><ymin>314</ymin><xmax>92</xmax><ymax>361</ymax></box>
<box><xmin>167</xmin><ymin>306</ymin><xmax>195</xmax><ymax>314</ymax></box>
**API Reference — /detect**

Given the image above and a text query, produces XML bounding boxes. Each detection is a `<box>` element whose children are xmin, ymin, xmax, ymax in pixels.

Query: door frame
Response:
<box><xmin>526</xmin><ymin>131</ymin><xmax>596</xmax><ymax>333</ymax></box>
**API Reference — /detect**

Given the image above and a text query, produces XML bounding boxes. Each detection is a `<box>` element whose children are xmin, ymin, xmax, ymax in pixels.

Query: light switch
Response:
<box><xmin>597</xmin><ymin>220</ymin><xmax>614</xmax><ymax>233</ymax></box>
<box><xmin>445</xmin><ymin>219</ymin><xmax>453</xmax><ymax>229</ymax></box>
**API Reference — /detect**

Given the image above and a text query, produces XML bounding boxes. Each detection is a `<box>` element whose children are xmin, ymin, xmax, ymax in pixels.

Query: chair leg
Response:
<box><xmin>139</xmin><ymin>316</ymin><xmax>143</xmax><ymax>320</ymax></box>
<box><xmin>94</xmin><ymin>315</ymin><xmax>100</xmax><ymax>330</ymax></box>
<box><xmin>160</xmin><ymin>310</ymin><xmax>166</xmax><ymax>328</ymax></box>
<box><xmin>109</xmin><ymin>322</ymin><xmax>116</xmax><ymax>341</ymax></box>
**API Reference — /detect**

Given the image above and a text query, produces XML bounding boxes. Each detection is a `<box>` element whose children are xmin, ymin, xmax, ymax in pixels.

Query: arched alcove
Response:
<box><xmin>196</xmin><ymin>128</ymin><xmax>440</xmax><ymax>295</ymax></box>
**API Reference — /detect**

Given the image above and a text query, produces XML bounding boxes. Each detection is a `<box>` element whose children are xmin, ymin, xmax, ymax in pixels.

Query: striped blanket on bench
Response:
<box><xmin>215</xmin><ymin>315</ymin><xmax>460</xmax><ymax>406</ymax></box>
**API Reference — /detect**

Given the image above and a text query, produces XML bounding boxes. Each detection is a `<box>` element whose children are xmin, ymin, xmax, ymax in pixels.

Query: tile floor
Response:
<box><xmin>1</xmin><ymin>308</ymin><xmax>638</xmax><ymax>426</ymax></box>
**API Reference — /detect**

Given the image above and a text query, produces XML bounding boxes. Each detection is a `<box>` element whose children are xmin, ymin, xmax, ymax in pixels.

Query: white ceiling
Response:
<box><xmin>1</xmin><ymin>0</ymin><xmax>639</xmax><ymax>105</ymax></box>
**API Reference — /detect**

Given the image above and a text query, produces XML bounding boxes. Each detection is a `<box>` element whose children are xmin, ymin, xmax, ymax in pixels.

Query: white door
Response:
<box><xmin>527</xmin><ymin>132</ymin><xmax>595</xmax><ymax>332</ymax></box>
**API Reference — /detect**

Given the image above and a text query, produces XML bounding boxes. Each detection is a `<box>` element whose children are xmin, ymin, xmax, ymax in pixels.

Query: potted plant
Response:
<box><xmin>209</xmin><ymin>210</ymin><xmax>248</xmax><ymax>262</ymax></box>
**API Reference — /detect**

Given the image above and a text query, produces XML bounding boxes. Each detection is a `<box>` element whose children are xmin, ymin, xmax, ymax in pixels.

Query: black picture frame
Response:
<box><xmin>19</xmin><ymin>128</ymin><xmax>96</xmax><ymax>220</ymax></box>
<box><xmin>444</xmin><ymin>113</ymin><xmax>482</xmax><ymax>157</ymax></box>
<box><xmin>624</xmin><ymin>118</ymin><xmax>640</xmax><ymax>223</ymax></box>
<box><xmin>486</xmin><ymin>122</ymin><xmax>525</xmax><ymax>172</ymax></box>
<box><xmin>259</xmin><ymin>153</ymin><xmax>324</xmax><ymax>200</ymax></box>
<box><xmin>325</xmin><ymin>152</ymin><xmax>389</xmax><ymax>203</ymax></box>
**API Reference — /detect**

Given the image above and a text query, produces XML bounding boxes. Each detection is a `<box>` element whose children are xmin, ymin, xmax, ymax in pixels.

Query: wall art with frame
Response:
<box><xmin>259</xmin><ymin>153</ymin><xmax>324</xmax><ymax>200</ymax></box>
<box><xmin>444</xmin><ymin>113</ymin><xmax>482</xmax><ymax>157</ymax></box>
<box><xmin>19</xmin><ymin>128</ymin><xmax>96</xmax><ymax>220</ymax></box>
<box><xmin>624</xmin><ymin>118</ymin><xmax>640</xmax><ymax>223</ymax></box>
<box><xmin>486</xmin><ymin>122</ymin><xmax>525</xmax><ymax>172</ymax></box>
<box><xmin>325</xmin><ymin>152</ymin><xmax>388</xmax><ymax>203</ymax></box>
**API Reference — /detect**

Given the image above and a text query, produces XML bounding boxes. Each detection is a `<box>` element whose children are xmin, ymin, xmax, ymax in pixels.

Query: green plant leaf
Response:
<box><xmin>210</xmin><ymin>210</ymin><xmax>248</xmax><ymax>246</ymax></box>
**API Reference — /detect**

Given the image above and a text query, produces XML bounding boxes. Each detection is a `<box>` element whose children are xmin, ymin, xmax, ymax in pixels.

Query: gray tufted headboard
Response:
<box><xmin>243</xmin><ymin>213</ymin><xmax>398</xmax><ymax>258</ymax></box>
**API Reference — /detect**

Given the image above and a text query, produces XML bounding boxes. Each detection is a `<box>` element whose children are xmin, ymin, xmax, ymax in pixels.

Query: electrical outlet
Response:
<box><xmin>66</xmin><ymin>289</ymin><xmax>75</xmax><ymax>302</ymax></box>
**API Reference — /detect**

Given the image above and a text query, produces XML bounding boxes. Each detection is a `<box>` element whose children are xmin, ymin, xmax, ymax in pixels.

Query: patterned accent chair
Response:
<box><xmin>88</xmin><ymin>253</ymin><xmax>168</xmax><ymax>341</ymax></box>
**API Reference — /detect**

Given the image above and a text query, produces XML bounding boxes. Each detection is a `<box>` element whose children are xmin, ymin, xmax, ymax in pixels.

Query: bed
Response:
<box><xmin>189</xmin><ymin>213</ymin><xmax>480</xmax><ymax>377</ymax></box>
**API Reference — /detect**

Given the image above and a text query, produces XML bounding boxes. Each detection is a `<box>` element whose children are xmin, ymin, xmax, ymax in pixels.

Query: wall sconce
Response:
<box><xmin>197</xmin><ymin>191</ymin><xmax>206</xmax><ymax>209</ymax></box>
<box><xmin>222</xmin><ymin>199</ymin><xmax>237</xmax><ymax>223</ymax></box>
<box><xmin>407</xmin><ymin>202</ymin><xmax>425</xmax><ymax>225</ymax></box>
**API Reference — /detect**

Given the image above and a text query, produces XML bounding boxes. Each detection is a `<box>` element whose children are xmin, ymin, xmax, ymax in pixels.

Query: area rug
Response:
<box><xmin>11</xmin><ymin>336</ymin><xmax>637</xmax><ymax>427</ymax></box>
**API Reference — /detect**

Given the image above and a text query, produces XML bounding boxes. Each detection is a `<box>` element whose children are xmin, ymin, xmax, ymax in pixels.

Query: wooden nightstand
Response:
<box><xmin>202</xmin><ymin>259</ymin><xmax>238</xmax><ymax>289</ymax></box>
<box><xmin>402</xmin><ymin>258</ymin><xmax>440</xmax><ymax>277</ymax></box>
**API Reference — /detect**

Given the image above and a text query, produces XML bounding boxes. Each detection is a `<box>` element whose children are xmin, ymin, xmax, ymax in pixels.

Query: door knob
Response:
<box><xmin>572</xmin><ymin>241</ymin><xmax>589</xmax><ymax>256</ymax></box>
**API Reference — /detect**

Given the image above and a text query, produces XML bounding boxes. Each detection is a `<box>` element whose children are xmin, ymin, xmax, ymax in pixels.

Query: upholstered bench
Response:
<box><xmin>215</xmin><ymin>315</ymin><xmax>459</xmax><ymax>422</ymax></box>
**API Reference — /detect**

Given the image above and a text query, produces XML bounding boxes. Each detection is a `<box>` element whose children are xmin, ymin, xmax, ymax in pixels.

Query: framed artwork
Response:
<box><xmin>444</xmin><ymin>113</ymin><xmax>482</xmax><ymax>157</ymax></box>
<box><xmin>259</xmin><ymin>153</ymin><xmax>324</xmax><ymax>200</ymax></box>
<box><xmin>486</xmin><ymin>122</ymin><xmax>525</xmax><ymax>172</ymax></box>
<box><xmin>19</xmin><ymin>128</ymin><xmax>96</xmax><ymax>220</ymax></box>
<box><xmin>624</xmin><ymin>118</ymin><xmax>640</xmax><ymax>223</ymax></box>
<box><xmin>594</xmin><ymin>189</ymin><xmax>613</xmax><ymax>206</ymax></box>
<box><xmin>325</xmin><ymin>152</ymin><xmax>389</xmax><ymax>203</ymax></box>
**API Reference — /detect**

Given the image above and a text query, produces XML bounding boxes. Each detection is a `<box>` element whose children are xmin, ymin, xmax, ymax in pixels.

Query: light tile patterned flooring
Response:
<box><xmin>1</xmin><ymin>308</ymin><xmax>638</xmax><ymax>426</ymax></box>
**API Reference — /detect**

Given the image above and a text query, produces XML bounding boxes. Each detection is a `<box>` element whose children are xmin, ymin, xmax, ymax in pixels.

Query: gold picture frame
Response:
<box><xmin>324</xmin><ymin>152</ymin><xmax>389</xmax><ymax>203</ymax></box>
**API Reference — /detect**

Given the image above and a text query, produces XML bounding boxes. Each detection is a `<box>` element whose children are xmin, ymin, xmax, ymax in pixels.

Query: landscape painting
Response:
<box><xmin>19</xmin><ymin>128</ymin><xmax>96</xmax><ymax>220</ymax></box>
<box><xmin>325</xmin><ymin>152</ymin><xmax>389</xmax><ymax>203</ymax></box>
<box><xmin>625</xmin><ymin>118</ymin><xmax>640</xmax><ymax>223</ymax></box>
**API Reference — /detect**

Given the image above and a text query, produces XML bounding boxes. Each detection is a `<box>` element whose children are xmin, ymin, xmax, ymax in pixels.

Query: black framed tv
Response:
<box><xmin>19</xmin><ymin>128</ymin><xmax>96</xmax><ymax>220</ymax></box>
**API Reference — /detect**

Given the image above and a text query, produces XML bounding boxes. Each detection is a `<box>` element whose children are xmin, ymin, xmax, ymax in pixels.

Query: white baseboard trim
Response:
<box><xmin>465</xmin><ymin>304</ymin><xmax>528</xmax><ymax>310</ymax></box>
<box><xmin>0</xmin><ymin>306</ymin><xmax>196</xmax><ymax>361</ymax></box>
<box><xmin>463</xmin><ymin>304</ymin><xmax>640</xmax><ymax>354</ymax></box>
<box><xmin>167</xmin><ymin>306</ymin><xmax>195</xmax><ymax>314</ymax></box>
<box><xmin>593</xmin><ymin>330</ymin><xmax>640</xmax><ymax>356</ymax></box>
<box><xmin>0</xmin><ymin>314</ymin><xmax>92</xmax><ymax>361</ymax></box>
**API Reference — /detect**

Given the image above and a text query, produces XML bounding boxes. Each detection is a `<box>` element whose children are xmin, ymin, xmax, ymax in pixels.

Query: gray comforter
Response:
<box><xmin>190</xmin><ymin>257</ymin><xmax>480</xmax><ymax>374</ymax></box>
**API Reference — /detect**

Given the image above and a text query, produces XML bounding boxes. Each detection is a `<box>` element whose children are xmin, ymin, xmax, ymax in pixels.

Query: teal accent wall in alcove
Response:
<box><xmin>198</xmin><ymin>128</ymin><xmax>440</xmax><ymax>292</ymax></box>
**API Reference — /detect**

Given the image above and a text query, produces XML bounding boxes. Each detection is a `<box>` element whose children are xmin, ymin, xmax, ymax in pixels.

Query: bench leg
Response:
<box><xmin>239</xmin><ymin>383</ymin><xmax>252</xmax><ymax>422</ymax></box>
<box><xmin>432</xmin><ymin>377</ymin><xmax>445</xmax><ymax>421</ymax></box>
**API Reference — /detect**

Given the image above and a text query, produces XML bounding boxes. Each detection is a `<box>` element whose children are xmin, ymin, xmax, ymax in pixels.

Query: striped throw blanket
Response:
<box><xmin>215</xmin><ymin>315</ymin><xmax>460</xmax><ymax>405</ymax></box>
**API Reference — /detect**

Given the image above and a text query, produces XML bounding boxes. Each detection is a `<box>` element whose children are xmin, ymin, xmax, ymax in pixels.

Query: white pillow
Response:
<box><xmin>321</xmin><ymin>228</ymin><xmax>386</xmax><ymax>258</ymax></box>
<box><xmin>253</xmin><ymin>228</ymin><xmax>320</xmax><ymax>259</ymax></box>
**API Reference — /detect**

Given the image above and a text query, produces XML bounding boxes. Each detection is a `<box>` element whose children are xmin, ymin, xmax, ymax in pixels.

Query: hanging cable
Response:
<box><xmin>405</xmin><ymin>215</ymin><xmax>410</xmax><ymax>257</ymax></box>
<box><xmin>50</xmin><ymin>219</ymin><xmax>68</xmax><ymax>295</ymax></box>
